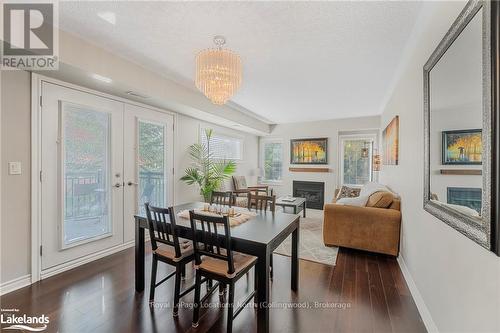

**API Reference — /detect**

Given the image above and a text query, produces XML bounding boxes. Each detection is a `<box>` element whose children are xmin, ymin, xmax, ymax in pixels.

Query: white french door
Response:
<box><xmin>123</xmin><ymin>104</ymin><xmax>174</xmax><ymax>242</ymax></box>
<box><xmin>40</xmin><ymin>81</ymin><xmax>173</xmax><ymax>271</ymax></box>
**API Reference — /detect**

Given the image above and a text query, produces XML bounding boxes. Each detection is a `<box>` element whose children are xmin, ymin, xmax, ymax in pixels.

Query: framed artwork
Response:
<box><xmin>442</xmin><ymin>129</ymin><xmax>482</xmax><ymax>165</ymax></box>
<box><xmin>382</xmin><ymin>115</ymin><xmax>399</xmax><ymax>165</ymax></box>
<box><xmin>290</xmin><ymin>138</ymin><xmax>328</xmax><ymax>164</ymax></box>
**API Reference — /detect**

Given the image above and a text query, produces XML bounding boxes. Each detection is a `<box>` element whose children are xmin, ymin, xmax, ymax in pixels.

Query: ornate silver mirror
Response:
<box><xmin>424</xmin><ymin>0</ymin><xmax>499</xmax><ymax>254</ymax></box>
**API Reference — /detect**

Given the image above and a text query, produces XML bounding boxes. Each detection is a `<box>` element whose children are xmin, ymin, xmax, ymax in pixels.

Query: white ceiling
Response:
<box><xmin>59</xmin><ymin>1</ymin><xmax>423</xmax><ymax>124</ymax></box>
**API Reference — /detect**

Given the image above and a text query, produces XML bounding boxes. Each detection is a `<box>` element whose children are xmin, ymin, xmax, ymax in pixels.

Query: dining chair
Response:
<box><xmin>247</xmin><ymin>193</ymin><xmax>276</xmax><ymax>212</ymax></box>
<box><xmin>247</xmin><ymin>193</ymin><xmax>276</xmax><ymax>278</ymax></box>
<box><xmin>210</xmin><ymin>191</ymin><xmax>233</xmax><ymax>206</ymax></box>
<box><xmin>189</xmin><ymin>210</ymin><xmax>258</xmax><ymax>333</ymax></box>
<box><xmin>231</xmin><ymin>175</ymin><xmax>270</xmax><ymax>207</ymax></box>
<box><xmin>145</xmin><ymin>203</ymin><xmax>212</xmax><ymax>317</ymax></box>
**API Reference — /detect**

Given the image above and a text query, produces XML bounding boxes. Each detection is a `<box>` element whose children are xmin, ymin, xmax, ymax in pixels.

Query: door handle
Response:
<box><xmin>114</xmin><ymin>182</ymin><xmax>123</xmax><ymax>188</ymax></box>
<box><xmin>127</xmin><ymin>181</ymin><xmax>139</xmax><ymax>186</ymax></box>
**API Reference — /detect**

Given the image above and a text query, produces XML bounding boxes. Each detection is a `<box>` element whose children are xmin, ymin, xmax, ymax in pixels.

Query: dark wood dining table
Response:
<box><xmin>134</xmin><ymin>202</ymin><xmax>300</xmax><ymax>333</ymax></box>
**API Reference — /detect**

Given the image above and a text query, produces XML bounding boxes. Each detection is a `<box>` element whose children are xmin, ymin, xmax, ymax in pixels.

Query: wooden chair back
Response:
<box><xmin>189</xmin><ymin>210</ymin><xmax>235</xmax><ymax>275</ymax></box>
<box><xmin>247</xmin><ymin>193</ymin><xmax>276</xmax><ymax>212</ymax></box>
<box><xmin>232</xmin><ymin>176</ymin><xmax>248</xmax><ymax>191</ymax></box>
<box><xmin>210</xmin><ymin>191</ymin><xmax>233</xmax><ymax>206</ymax></box>
<box><xmin>145</xmin><ymin>203</ymin><xmax>181</xmax><ymax>258</ymax></box>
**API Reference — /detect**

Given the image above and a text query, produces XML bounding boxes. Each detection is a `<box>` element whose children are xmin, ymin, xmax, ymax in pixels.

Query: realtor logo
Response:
<box><xmin>1</xmin><ymin>1</ymin><xmax>58</xmax><ymax>70</ymax></box>
<box><xmin>1</xmin><ymin>308</ymin><xmax>49</xmax><ymax>332</ymax></box>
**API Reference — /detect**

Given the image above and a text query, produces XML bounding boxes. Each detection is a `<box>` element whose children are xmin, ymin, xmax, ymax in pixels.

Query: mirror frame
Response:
<box><xmin>423</xmin><ymin>0</ymin><xmax>499</xmax><ymax>254</ymax></box>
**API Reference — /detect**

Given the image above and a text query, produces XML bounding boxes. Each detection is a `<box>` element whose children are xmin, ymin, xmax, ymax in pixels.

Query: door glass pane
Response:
<box><xmin>342</xmin><ymin>139</ymin><xmax>373</xmax><ymax>185</ymax></box>
<box><xmin>63</xmin><ymin>104</ymin><xmax>111</xmax><ymax>245</ymax></box>
<box><xmin>138</xmin><ymin>121</ymin><xmax>166</xmax><ymax>214</ymax></box>
<box><xmin>263</xmin><ymin>142</ymin><xmax>283</xmax><ymax>181</ymax></box>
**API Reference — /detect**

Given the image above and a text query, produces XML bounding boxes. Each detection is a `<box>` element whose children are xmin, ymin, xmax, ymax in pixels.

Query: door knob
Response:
<box><xmin>114</xmin><ymin>183</ymin><xmax>123</xmax><ymax>188</ymax></box>
<box><xmin>127</xmin><ymin>181</ymin><xmax>139</xmax><ymax>186</ymax></box>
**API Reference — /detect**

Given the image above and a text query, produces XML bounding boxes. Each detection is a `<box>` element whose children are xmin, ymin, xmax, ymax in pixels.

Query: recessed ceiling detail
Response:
<box><xmin>59</xmin><ymin>1</ymin><xmax>423</xmax><ymax>123</ymax></box>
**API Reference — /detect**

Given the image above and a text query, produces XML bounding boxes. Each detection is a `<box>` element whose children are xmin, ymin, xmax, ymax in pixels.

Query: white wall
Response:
<box><xmin>262</xmin><ymin>116</ymin><xmax>380</xmax><ymax>203</ymax></box>
<box><xmin>0</xmin><ymin>71</ymin><xmax>32</xmax><ymax>284</ymax></box>
<box><xmin>175</xmin><ymin>115</ymin><xmax>259</xmax><ymax>204</ymax></box>
<box><xmin>379</xmin><ymin>1</ymin><xmax>500</xmax><ymax>331</ymax></box>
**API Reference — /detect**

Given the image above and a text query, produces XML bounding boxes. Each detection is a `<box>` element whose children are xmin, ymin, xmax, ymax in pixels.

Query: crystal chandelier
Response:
<box><xmin>195</xmin><ymin>36</ymin><xmax>242</xmax><ymax>105</ymax></box>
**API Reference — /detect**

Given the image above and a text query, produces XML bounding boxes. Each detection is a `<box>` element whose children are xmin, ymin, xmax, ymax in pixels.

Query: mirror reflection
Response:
<box><xmin>429</xmin><ymin>8</ymin><xmax>483</xmax><ymax>223</ymax></box>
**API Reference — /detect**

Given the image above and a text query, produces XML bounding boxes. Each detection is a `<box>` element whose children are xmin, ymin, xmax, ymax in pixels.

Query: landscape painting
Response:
<box><xmin>290</xmin><ymin>138</ymin><xmax>328</xmax><ymax>164</ymax></box>
<box><xmin>383</xmin><ymin>116</ymin><xmax>399</xmax><ymax>165</ymax></box>
<box><xmin>442</xmin><ymin>129</ymin><xmax>482</xmax><ymax>165</ymax></box>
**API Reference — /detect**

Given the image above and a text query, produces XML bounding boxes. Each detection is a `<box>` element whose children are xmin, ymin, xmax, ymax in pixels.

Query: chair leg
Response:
<box><xmin>227</xmin><ymin>282</ymin><xmax>235</xmax><ymax>333</ymax></box>
<box><xmin>253</xmin><ymin>266</ymin><xmax>259</xmax><ymax>304</ymax></box>
<box><xmin>207</xmin><ymin>278</ymin><xmax>213</xmax><ymax>291</ymax></box>
<box><xmin>173</xmin><ymin>267</ymin><xmax>182</xmax><ymax>317</ymax></box>
<box><xmin>219</xmin><ymin>283</ymin><xmax>226</xmax><ymax>302</ymax></box>
<box><xmin>181</xmin><ymin>263</ymin><xmax>186</xmax><ymax>281</ymax></box>
<box><xmin>270</xmin><ymin>254</ymin><xmax>273</xmax><ymax>280</ymax></box>
<box><xmin>149</xmin><ymin>255</ymin><xmax>158</xmax><ymax>302</ymax></box>
<box><xmin>192</xmin><ymin>272</ymin><xmax>202</xmax><ymax>328</ymax></box>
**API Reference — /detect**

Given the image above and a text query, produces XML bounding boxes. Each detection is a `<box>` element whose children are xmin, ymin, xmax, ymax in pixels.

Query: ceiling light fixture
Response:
<box><xmin>195</xmin><ymin>35</ymin><xmax>242</xmax><ymax>105</ymax></box>
<box><xmin>91</xmin><ymin>73</ymin><xmax>112</xmax><ymax>83</ymax></box>
<box><xmin>126</xmin><ymin>91</ymin><xmax>149</xmax><ymax>99</ymax></box>
<box><xmin>97</xmin><ymin>11</ymin><xmax>116</xmax><ymax>25</ymax></box>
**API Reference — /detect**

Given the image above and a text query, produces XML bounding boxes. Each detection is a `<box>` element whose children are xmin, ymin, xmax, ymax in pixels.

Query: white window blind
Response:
<box><xmin>201</xmin><ymin>129</ymin><xmax>242</xmax><ymax>160</ymax></box>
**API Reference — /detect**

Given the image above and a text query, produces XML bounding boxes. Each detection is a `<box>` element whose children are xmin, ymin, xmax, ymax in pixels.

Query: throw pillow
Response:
<box><xmin>336</xmin><ymin>195</ymin><xmax>369</xmax><ymax>207</ymax></box>
<box><xmin>366</xmin><ymin>191</ymin><xmax>394</xmax><ymax>208</ymax></box>
<box><xmin>336</xmin><ymin>185</ymin><xmax>361</xmax><ymax>200</ymax></box>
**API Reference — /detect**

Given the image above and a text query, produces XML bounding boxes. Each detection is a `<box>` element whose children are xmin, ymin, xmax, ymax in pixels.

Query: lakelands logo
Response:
<box><xmin>1</xmin><ymin>309</ymin><xmax>49</xmax><ymax>332</ymax></box>
<box><xmin>1</xmin><ymin>1</ymin><xmax>59</xmax><ymax>70</ymax></box>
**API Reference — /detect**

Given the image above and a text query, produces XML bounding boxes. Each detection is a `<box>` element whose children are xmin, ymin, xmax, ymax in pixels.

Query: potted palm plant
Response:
<box><xmin>180</xmin><ymin>128</ymin><xmax>237</xmax><ymax>202</ymax></box>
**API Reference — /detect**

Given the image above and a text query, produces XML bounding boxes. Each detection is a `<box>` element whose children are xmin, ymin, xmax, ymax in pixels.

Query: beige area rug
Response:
<box><xmin>274</xmin><ymin>209</ymin><xmax>338</xmax><ymax>266</ymax></box>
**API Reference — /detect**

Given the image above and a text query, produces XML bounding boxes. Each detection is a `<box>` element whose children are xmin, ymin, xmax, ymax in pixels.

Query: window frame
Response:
<box><xmin>339</xmin><ymin>134</ymin><xmax>377</xmax><ymax>187</ymax></box>
<box><xmin>259</xmin><ymin>138</ymin><xmax>284</xmax><ymax>184</ymax></box>
<box><xmin>199</xmin><ymin>126</ymin><xmax>244</xmax><ymax>161</ymax></box>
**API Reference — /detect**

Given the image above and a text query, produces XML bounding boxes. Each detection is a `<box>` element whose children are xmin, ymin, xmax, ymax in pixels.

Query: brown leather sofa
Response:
<box><xmin>323</xmin><ymin>190</ymin><xmax>401</xmax><ymax>256</ymax></box>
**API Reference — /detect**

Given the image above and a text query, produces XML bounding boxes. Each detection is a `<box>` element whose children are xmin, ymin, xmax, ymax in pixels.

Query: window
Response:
<box><xmin>138</xmin><ymin>120</ymin><xmax>166</xmax><ymax>215</ymax></box>
<box><xmin>340</xmin><ymin>135</ymin><xmax>376</xmax><ymax>186</ymax></box>
<box><xmin>201</xmin><ymin>128</ymin><xmax>243</xmax><ymax>160</ymax></box>
<box><xmin>261</xmin><ymin>139</ymin><xmax>283</xmax><ymax>182</ymax></box>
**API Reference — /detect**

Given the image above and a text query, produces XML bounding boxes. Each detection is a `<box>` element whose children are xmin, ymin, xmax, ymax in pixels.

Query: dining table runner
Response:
<box><xmin>177</xmin><ymin>207</ymin><xmax>257</xmax><ymax>227</ymax></box>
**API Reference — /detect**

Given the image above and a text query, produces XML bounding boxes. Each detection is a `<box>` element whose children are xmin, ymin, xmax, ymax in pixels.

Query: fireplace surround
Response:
<box><xmin>293</xmin><ymin>181</ymin><xmax>325</xmax><ymax>210</ymax></box>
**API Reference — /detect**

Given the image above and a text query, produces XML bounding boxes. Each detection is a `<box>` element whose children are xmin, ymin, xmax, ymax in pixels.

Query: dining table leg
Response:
<box><xmin>291</xmin><ymin>221</ymin><xmax>299</xmax><ymax>291</ymax></box>
<box><xmin>135</xmin><ymin>218</ymin><xmax>145</xmax><ymax>292</ymax></box>
<box><xmin>256</xmin><ymin>246</ymin><xmax>270</xmax><ymax>333</ymax></box>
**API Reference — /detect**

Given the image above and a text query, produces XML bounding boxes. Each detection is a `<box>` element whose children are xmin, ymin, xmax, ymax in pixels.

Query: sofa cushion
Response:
<box><xmin>336</xmin><ymin>185</ymin><xmax>361</xmax><ymax>200</ymax></box>
<box><xmin>366</xmin><ymin>191</ymin><xmax>394</xmax><ymax>208</ymax></box>
<box><xmin>336</xmin><ymin>195</ymin><xmax>369</xmax><ymax>207</ymax></box>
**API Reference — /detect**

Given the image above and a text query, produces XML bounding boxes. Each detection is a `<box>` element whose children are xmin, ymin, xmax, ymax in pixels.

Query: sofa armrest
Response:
<box><xmin>248</xmin><ymin>185</ymin><xmax>268</xmax><ymax>189</ymax></box>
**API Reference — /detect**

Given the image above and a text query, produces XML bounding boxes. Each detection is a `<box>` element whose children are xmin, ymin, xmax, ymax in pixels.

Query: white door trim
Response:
<box><xmin>30</xmin><ymin>73</ymin><xmax>177</xmax><ymax>283</ymax></box>
<box><xmin>31</xmin><ymin>73</ymin><xmax>42</xmax><ymax>283</ymax></box>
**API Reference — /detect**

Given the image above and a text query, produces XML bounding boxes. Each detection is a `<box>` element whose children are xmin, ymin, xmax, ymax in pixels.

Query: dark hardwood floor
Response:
<box><xmin>0</xmin><ymin>246</ymin><xmax>426</xmax><ymax>333</ymax></box>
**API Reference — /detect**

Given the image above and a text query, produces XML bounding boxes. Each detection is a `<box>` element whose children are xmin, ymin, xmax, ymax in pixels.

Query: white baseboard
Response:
<box><xmin>397</xmin><ymin>256</ymin><xmax>439</xmax><ymax>333</ymax></box>
<box><xmin>2</xmin><ymin>240</ymin><xmax>139</xmax><ymax>296</ymax></box>
<box><xmin>0</xmin><ymin>274</ymin><xmax>32</xmax><ymax>296</ymax></box>
<box><xmin>41</xmin><ymin>240</ymin><xmax>136</xmax><ymax>280</ymax></box>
